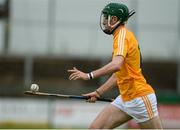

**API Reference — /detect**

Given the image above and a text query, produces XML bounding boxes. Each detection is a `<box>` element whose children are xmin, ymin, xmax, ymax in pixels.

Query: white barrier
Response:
<box><xmin>0</xmin><ymin>98</ymin><xmax>125</xmax><ymax>128</ymax></box>
<box><xmin>0</xmin><ymin>99</ymin><xmax>48</xmax><ymax>124</ymax></box>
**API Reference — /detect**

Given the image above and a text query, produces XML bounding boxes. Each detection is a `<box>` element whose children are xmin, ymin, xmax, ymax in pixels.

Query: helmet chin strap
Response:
<box><xmin>111</xmin><ymin>21</ymin><xmax>120</xmax><ymax>28</ymax></box>
<box><xmin>110</xmin><ymin>21</ymin><xmax>121</xmax><ymax>34</ymax></box>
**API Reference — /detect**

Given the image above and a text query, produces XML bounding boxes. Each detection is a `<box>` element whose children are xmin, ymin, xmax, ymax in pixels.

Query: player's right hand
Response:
<box><xmin>68</xmin><ymin>67</ymin><xmax>89</xmax><ymax>80</ymax></box>
<box><xmin>82</xmin><ymin>91</ymin><xmax>100</xmax><ymax>103</ymax></box>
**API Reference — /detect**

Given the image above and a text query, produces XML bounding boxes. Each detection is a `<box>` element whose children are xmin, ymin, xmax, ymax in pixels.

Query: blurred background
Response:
<box><xmin>0</xmin><ymin>0</ymin><xmax>180</xmax><ymax>129</ymax></box>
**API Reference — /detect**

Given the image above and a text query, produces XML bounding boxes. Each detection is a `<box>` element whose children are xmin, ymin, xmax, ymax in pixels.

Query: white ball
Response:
<box><xmin>30</xmin><ymin>84</ymin><xmax>39</xmax><ymax>92</ymax></box>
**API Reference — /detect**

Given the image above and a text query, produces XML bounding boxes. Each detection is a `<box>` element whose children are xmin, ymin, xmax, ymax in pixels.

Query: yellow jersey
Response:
<box><xmin>113</xmin><ymin>25</ymin><xmax>154</xmax><ymax>101</ymax></box>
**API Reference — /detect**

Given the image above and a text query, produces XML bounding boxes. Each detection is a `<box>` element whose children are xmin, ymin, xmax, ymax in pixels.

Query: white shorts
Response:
<box><xmin>111</xmin><ymin>93</ymin><xmax>159</xmax><ymax>123</ymax></box>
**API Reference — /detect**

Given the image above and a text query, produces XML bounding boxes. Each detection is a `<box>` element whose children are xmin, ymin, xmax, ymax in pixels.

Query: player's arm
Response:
<box><xmin>96</xmin><ymin>73</ymin><xmax>117</xmax><ymax>95</ymax></box>
<box><xmin>91</xmin><ymin>56</ymin><xmax>124</xmax><ymax>79</ymax></box>
<box><xmin>82</xmin><ymin>73</ymin><xmax>117</xmax><ymax>102</ymax></box>
<box><xmin>68</xmin><ymin>55</ymin><xmax>124</xmax><ymax>80</ymax></box>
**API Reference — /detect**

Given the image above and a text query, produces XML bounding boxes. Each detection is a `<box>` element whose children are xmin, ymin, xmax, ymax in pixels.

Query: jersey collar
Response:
<box><xmin>113</xmin><ymin>25</ymin><xmax>125</xmax><ymax>36</ymax></box>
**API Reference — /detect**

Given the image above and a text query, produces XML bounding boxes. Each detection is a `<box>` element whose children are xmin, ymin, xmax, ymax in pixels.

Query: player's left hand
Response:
<box><xmin>82</xmin><ymin>91</ymin><xmax>100</xmax><ymax>103</ymax></box>
<box><xmin>68</xmin><ymin>67</ymin><xmax>89</xmax><ymax>80</ymax></box>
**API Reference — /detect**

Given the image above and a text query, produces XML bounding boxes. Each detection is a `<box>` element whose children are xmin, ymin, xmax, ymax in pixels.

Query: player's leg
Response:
<box><xmin>138</xmin><ymin>115</ymin><xmax>163</xmax><ymax>129</ymax></box>
<box><xmin>89</xmin><ymin>104</ymin><xmax>132</xmax><ymax>129</ymax></box>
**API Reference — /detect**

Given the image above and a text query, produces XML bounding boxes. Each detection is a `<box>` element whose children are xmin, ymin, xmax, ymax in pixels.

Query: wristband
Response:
<box><xmin>95</xmin><ymin>89</ymin><xmax>101</xmax><ymax>97</ymax></box>
<box><xmin>88</xmin><ymin>72</ymin><xmax>94</xmax><ymax>80</ymax></box>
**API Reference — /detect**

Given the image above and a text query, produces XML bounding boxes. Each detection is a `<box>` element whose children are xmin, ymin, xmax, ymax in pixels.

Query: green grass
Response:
<box><xmin>0</xmin><ymin>122</ymin><xmax>49</xmax><ymax>129</ymax></box>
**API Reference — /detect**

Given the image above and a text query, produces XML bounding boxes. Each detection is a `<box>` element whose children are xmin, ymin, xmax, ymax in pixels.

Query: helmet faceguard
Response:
<box><xmin>100</xmin><ymin>3</ymin><xmax>135</xmax><ymax>35</ymax></box>
<box><xmin>100</xmin><ymin>13</ymin><xmax>120</xmax><ymax>35</ymax></box>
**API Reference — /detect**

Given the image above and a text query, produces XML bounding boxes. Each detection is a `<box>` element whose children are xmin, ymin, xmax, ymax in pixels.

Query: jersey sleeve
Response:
<box><xmin>113</xmin><ymin>28</ymin><xmax>128</xmax><ymax>58</ymax></box>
